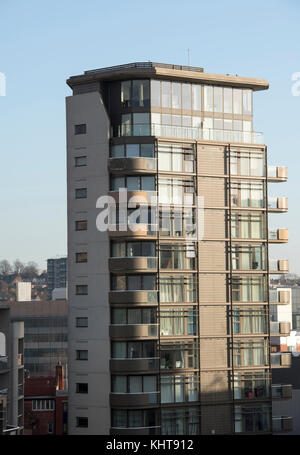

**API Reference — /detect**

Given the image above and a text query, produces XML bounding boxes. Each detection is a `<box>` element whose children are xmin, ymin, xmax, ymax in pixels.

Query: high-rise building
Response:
<box><xmin>47</xmin><ymin>258</ymin><xmax>67</xmax><ymax>300</ymax></box>
<box><xmin>66</xmin><ymin>62</ymin><xmax>290</xmax><ymax>435</ymax></box>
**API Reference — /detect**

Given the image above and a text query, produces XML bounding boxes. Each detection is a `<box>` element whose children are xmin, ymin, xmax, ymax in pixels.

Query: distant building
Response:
<box><xmin>7</xmin><ymin>300</ymin><xmax>68</xmax><ymax>381</ymax></box>
<box><xmin>291</xmin><ymin>287</ymin><xmax>300</xmax><ymax>330</ymax></box>
<box><xmin>24</xmin><ymin>363</ymin><xmax>68</xmax><ymax>435</ymax></box>
<box><xmin>0</xmin><ymin>305</ymin><xmax>24</xmax><ymax>434</ymax></box>
<box><xmin>47</xmin><ymin>258</ymin><xmax>67</xmax><ymax>300</ymax></box>
<box><xmin>52</xmin><ymin>287</ymin><xmax>67</xmax><ymax>301</ymax></box>
<box><xmin>16</xmin><ymin>282</ymin><xmax>32</xmax><ymax>302</ymax></box>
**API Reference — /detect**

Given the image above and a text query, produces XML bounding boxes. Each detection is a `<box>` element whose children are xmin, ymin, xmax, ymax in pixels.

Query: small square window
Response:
<box><xmin>75</xmin><ymin>156</ymin><xmax>87</xmax><ymax>167</ymax></box>
<box><xmin>76</xmin><ymin>317</ymin><xmax>88</xmax><ymax>328</ymax></box>
<box><xmin>75</xmin><ymin>220</ymin><xmax>87</xmax><ymax>231</ymax></box>
<box><xmin>76</xmin><ymin>417</ymin><xmax>88</xmax><ymax>428</ymax></box>
<box><xmin>75</xmin><ymin>124</ymin><xmax>87</xmax><ymax>135</ymax></box>
<box><xmin>76</xmin><ymin>383</ymin><xmax>88</xmax><ymax>394</ymax></box>
<box><xmin>76</xmin><ymin>350</ymin><xmax>88</xmax><ymax>360</ymax></box>
<box><xmin>75</xmin><ymin>188</ymin><xmax>87</xmax><ymax>199</ymax></box>
<box><xmin>76</xmin><ymin>285</ymin><xmax>88</xmax><ymax>295</ymax></box>
<box><xmin>76</xmin><ymin>252</ymin><xmax>88</xmax><ymax>263</ymax></box>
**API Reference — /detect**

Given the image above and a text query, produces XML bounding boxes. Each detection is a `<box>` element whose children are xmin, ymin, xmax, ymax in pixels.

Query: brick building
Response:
<box><xmin>24</xmin><ymin>364</ymin><xmax>68</xmax><ymax>435</ymax></box>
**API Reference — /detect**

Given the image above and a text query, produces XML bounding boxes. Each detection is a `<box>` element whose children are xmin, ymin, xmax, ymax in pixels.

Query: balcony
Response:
<box><xmin>110</xmin><ymin>324</ymin><xmax>159</xmax><ymax>339</ymax></box>
<box><xmin>18</xmin><ymin>384</ymin><xmax>24</xmax><ymax>398</ymax></box>
<box><xmin>110</xmin><ymin>391</ymin><xmax>159</xmax><ymax>407</ymax></box>
<box><xmin>269</xmin><ymin>289</ymin><xmax>290</xmax><ymax>305</ymax></box>
<box><xmin>272</xmin><ymin>416</ymin><xmax>293</xmax><ymax>433</ymax></box>
<box><xmin>272</xmin><ymin>384</ymin><xmax>293</xmax><ymax>400</ymax></box>
<box><xmin>270</xmin><ymin>321</ymin><xmax>291</xmax><ymax>336</ymax></box>
<box><xmin>268</xmin><ymin>166</ymin><xmax>288</xmax><ymax>182</ymax></box>
<box><xmin>111</xmin><ymin>124</ymin><xmax>264</xmax><ymax>145</ymax></box>
<box><xmin>110</xmin><ymin>357</ymin><xmax>160</xmax><ymax>373</ymax></box>
<box><xmin>110</xmin><ymin>426</ymin><xmax>160</xmax><ymax>435</ymax></box>
<box><xmin>109</xmin><ymin>290</ymin><xmax>158</xmax><ymax>304</ymax></box>
<box><xmin>109</xmin><ymin>257</ymin><xmax>157</xmax><ymax>273</ymax></box>
<box><xmin>0</xmin><ymin>356</ymin><xmax>8</xmax><ymax>373</ymax></box>
<box><xmin>269</xmin><ymin>260</ymin><xmax>289</xmax><ymax>274</ymax></box>
<box><xmin>268</xmin><ymin>197</ymin><xmax>288</xmax><ymax>212</ymax></box>
<box><xmin>271</xmin><ymin>352</ymin><xmax>291</xmax><ymax>368</ymax></box>
<box><xmin>108</xmin><ymin>157</ymin><xmax>157</xmax><ymax>174</ymax></box>
<box><xmin>109</xmin><ymin>224</ymin><xmax>157</xmax><ymax>239</ymax></box>
<box><xmin>269</xmin><ymin>229</ymin><xmax>289</xmax><ymax>243</ymax></box>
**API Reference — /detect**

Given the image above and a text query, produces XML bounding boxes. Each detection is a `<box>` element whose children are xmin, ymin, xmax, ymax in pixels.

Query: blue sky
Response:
<box><xmin>0</xmin><ymin>0</ymin><xmax>299</xmax><ymax>272</ymax></box>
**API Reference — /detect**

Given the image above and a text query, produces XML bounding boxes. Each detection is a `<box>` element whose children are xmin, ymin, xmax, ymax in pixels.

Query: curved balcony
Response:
<box><xmin>269</xmin><ymin>289</ymin><xmax>290</xmax><ymax>305</ymax></box>
<box><xmin>109</xmin><ymin>224</ymin><xmax>158</xmax><ymax>239</ymax></box>
<box><xmin>268</xmin><ymin>166</ymin><xmax>288</xmax><ymax>182</ymax></box>
<box><xmin>271</xmin><ymin>352</ymin><xmax>291</xmax><ymax>368</ymax></box>
<box><xmin>109</xmin><ymin>290</ymin><xmax>158</xmax><ymax>304</ymax></box>
<box><xmin>108</xmin><ymin>157</ymin><xmax>157</xmax><ymax>174</ymax></box>
<box><xmin>269</xmin><ymin>229</ymin><xmax>289</xmax><ymax>243</ymax></box>
<box><xmin>110</xmin><ymin>357</ymin><xmax>160</xmax><ymax>373</ymax></box>
<box><xmin>272</xmin><ymin>384</ymin><xmax>293</xmax><ymax>400</ymax></box>
<box><xmin>110</xmin><ymin>324</ymin><xmax>159</xmax><ymax>339</ymax></box>
<box><xmin>268</xmin><ymin>197</ymin><xmax>288</xmax><ymax>212</ymax></box>
<box><xmin>110</xmin><ymin>426</ymin><xmax>160</xmax><ymax>435</ymax></box>
<box><xmin>108</xmin><ymin>190</ymin><xmax>157</xmax><ymax>204</ymax></box>
<box><xmin>109</xmin><ymin>257</ymin><xmax>157</xmax><ymax>273</ymax></box>
<box><xmin>110</xmin><ymin>391</ymin><xmax>159</xmax><ymax>407</ymax></box>
<box><xmin>270</xmin><ymin>321</ymin><xmax>291</xmax><ymax>336</ymax></box>
<box><xmin>269</xmin><ymin>260</ymin><xmax>289</xmax><ymax>274</ymax></box>
<box><xmin>272</xmin><ymin>416</ymin><xmax>293</xmax><ymax>433</ymax></box>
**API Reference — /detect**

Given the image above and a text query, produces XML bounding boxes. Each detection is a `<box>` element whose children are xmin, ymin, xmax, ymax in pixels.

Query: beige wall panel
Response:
<box><xmin>200</xmin><ymin>371</ymin><xmax>232</xmax><ymax>403</ymax></box>
<box><xmin>201</xmin><ymin>405</ymin><xmax>233</xmax><ymax>435</ymax></box>
<box><xmin>199</xmin><ymin>274</ymin><xmax>227</xmax><ymax>303</ymax></box>
<box><xmin>197</xmin><ymin>146</ymin><xmax>226</xmax><ymax>175</ymax></box>
<box><xmin>200</xmin><ymin>306</ymin><xmax>228</xmax><ymax>336</ymax></box>
<box><xmin>200</xmin><ymin>338</ymin><xmax>228</xmax><ymax>369</ymax></box>
<box><xmin>202</xmin><ymin>209</ymin><xmax>227</xmax><ymax>240</ymax></box>
<box><xmin>198</xmin><ymin>177</ymin><xmax>227</xmax><ymax>207</ymax></box>
<box><xmin>199</xmin><ymin>242</ymin><xmax>227</xmax><ymax>271</ymax></box>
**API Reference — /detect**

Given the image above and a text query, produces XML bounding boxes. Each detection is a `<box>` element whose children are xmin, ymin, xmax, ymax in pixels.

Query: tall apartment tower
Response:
<box><xmin>66</xmin><ymin>62</ymin><xmax>290</xmax><ymax>435</ymax></box>
<box><xmin>47</xmin><ymin>257</ymin><xmax>67</xmax><ymax>299</ymax></box>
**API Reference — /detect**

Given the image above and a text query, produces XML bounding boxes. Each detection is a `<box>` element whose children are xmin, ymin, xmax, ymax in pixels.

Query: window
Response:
<box><xmin>132</xmin><ymin>80</ymin><xmax>150</xmax><ymax>107</ymax></box>
<box><xmin>121</xmin><ymin>81</ymin><xmax>131</xmax><ymax>108</ymax></box>
<box><xmin>32</xmin><ymin>399</ymin><xmax>55</xmax><ymax>411</ymax></box>
<box><xmin>75</xmin><ymin>156</ymin><xmax>87</xmax><ymax>167</ymax></box>
<box><xmin>75</xmin><ymin>124</ymin><xmax>86</xmax><ymax>135</ymax></box>
<box><xmin>111</xmin><ymin>341</ymin><xmax>156</xmax><ymax>359</ymax></box>
<box><xmin>160</xmin><ymin>244</ymin><xmax>196</xmax><ymax>270</ymax></box>
<box><xmin>76</xmin><ymin>317</ymin><xmax>88</xmax><ymax>328</ymax></box>
<box><xmin>160</xmin><ymin>308</ymin><xmax>197</xmax><ymax>336</ymax></box>
<box><xmin>112</xmin><ymin>375</ymin><xmax>157</xmax><ymax>394</ymax></box>
<box><xmin>111</xmin><ymin>409</ymin><xmax>156</xmax><ymax>429</ymax></box>
<box><xmin>111</xmin><ymin>241</ymin><xmax>156</xmax><ymax>258</ymax></box>
<box><xmin>231</xmin><ymin>213</ymin><xmax>265</xmax><ymax>240</ymax></box>
<box><xmin>75</xmin><ymin>220</ymin><xmax>87</xmax><ymax>231</ymax></box>
<box><xmin>233</xmin><ymin>340</ymin><xmax>268</xmax><ymax>367</ymax></box>
<box><xmin>158</xmin><ymin>144</ymin><xmax>195</xmax><ymax>173</ymax></box>
<box><xmin>76</xmin><ymin>417</ymin><xmax>88</xmax><ymax>428</ymax></box>
<box><xmin>172</xmin><ymin>83</ymin><xmax>181</xmax><ymax>109</ymax></box>
<box><xmin>231</xmin><ymin>182</ymin><xmax>265</xmax><ymax>208</ymax></box>
<box><xmin>76</xmin><ymin>252</ymin><xmax>88</xmax><ymax>263</ymax></box>
<box><xmin>151</xmin><ymin>80</ymin><xmax>161</xmax><ymax>107</ymax></box>
<box><xmin>232</xmin><ymin>308</ymin><xmax>267</xmax><ymax>335</ymax></box>
<box><xmin>161</xmin><ymin>374</ymin><xmax>198</xmax><ymax>403</ymax></box>
<box><xmin>233</xmin><ymin>89</ymin><xmax>242</xmax><ymax>114</ymax></box>
<box><xmin>232</xmin><ymin>276</ymin><xmax>267</xmax><ymax>303</ymax></box>
<box><xmin>162</xmin><ymin>81</ymin><xmax>171</xmax><ymax>108</ymax></box>
<box><xmin>159</xmin><ymin>208</ymin><xmax>196</xmax><ymax>238</ymax></box>
<box><xmin>160</xmin><ymin>341</ymin><xmax>198</xmax><ymax>370</ymax></box>
<box><xmin>158</xmin><ymin>177</ymin><xmax>195</xmax><ymax>205</ymax></box>
<box><xmin>111</xmin><ymin>307</ymin><xmax>157</xmax><ymax>325</ymax></box>
<box><xmin>231</xmin><ymin>245</ymin><xmax>267</xmax><ymax>271</ymax></box>
<box><xmin>48</xmin><ymin>423</ymin><xmax>53</xmax><ymax>434</ymax></box>
<box><xmin>76</xmin><ymin>350</ymin><xmax>88</xmax><ymax>360</ymax></box>
<box><xmin>204</xmin><ymin>86</ymin><xmax>213</xmax><ymax>112</ymax></box>
<box><xmin>76</xmin><ymin>383</ymin><xmax>88</xmax><ymax>394</ymax></box>
<box><xmin>160</xmin><ymin>276</ymin><xmax>196</xmax><ymax>303</ymax></box>
<box><xmin>76</xmin><ymin>285</ymin><xmax>88</xmax><ymax>295</ymax></box>
<box><xmin>111</xmin><ymin>274</ymin><xmax>156</xmax><ymax>291</ymax></box>
<box><xmin>230</xmin><ymin>150</ymin><xmax>265</xmax><ymax>177</ymax></box>
<box><xmin>75</xmin><ymin>188</ymin><xmax>87</xmax><ymax>199</ymax></box>
<box><xmin>110</xmin><ymin>143</ymin><xmax>154</xmax><ymax>158</ymax></box>
<box><xmin>234</xmin><ymin>372</ymin><xmax>270</xmax><ymax>400</ymax></box>
<box><xmin>161</xmin><ymin>407</ymin><xmax>199</xmax><ymax>435</ymax></box>
<box><xmin>224</xmin><ymin>88</ymin><xmax>233</xmax><ymax>113</ymax></box>
<box><xmin>192</xmin><ymin>85</ymin><xmax>201</xmax><ymax>110</ymax></box>
<box><xmin>110</xmin><ymin>175</ymin><xmax>155</xmax><ymax>192</ymax></box>
<box><xmin>214</xmin><ymin>86</ymin><xmax>223</xmax><ymax>112</ymax></box>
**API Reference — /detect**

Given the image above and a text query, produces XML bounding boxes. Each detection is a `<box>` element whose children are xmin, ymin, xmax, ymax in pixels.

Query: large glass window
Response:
<box><xmin>243</xmin><ymin>90</ymin><xmax>252</xmax><ymax>115</ymax></box>
<box><xmin>204</xmin><ymin>86</ymin><xmax>213</xmax><ymax>112</ymax></box>
<box><xmin>160</xmin><ymin>308</ymin><xmax>197</xmax><ymax>336</ymax></box>
<box><xmin>112</xmin><ymin>375</ymin><xmax>157</xmax><ymax>393</ymax></box>
<box><xmin>161</xmin><ymin>374</ymin><xmax>199</xmax><ymax>404</ymax></box>
<box><xmin>182</xmin><ymin>84</ymin><xmax>192</xmax><ymax>110</ymax></box>
<box><xmin>231</xmin><ymin>182</ymin><xmax>265</xmax><ymax>208</ymax></box>
<box><xmin>158</xmin><ymin>144</ymin><xmax>195</xmax><ymax>173</ymax></box>
<box><xmin>161</xmin><ymin>408</ymin><xmax>200</xmax><ymax>435</ymax></box>
<box><xmin>232</xmin><ymin>308</ymin><xmax>267</xmax><ymax>334</ymax></box>
<box><xmin>158</xmin><ymin>177</ymin><xmax>195</xmax><ymax>205</ymax></box>
<box><xmin>151</xmin><ymin>80</ymin><xmax>161</xmax><ymax>107</ymax></box>
<box><xmin>112</xmin><ymin>409</ymin><xmax>157</xmax><ymax>428</ymax></box>
<box><xmin>162</xmin><ymin>81</ymin><xmax>171</xmax><ymax>108</ymax></box>
<box><xmin>160</xmin><ymin>275</ymin><xmax>196</xmax><ymax>303</ymax></box>
<box><xmin>160</xmin><ymin>341</ymin><xmax>198</xmax><ymax>370</ymax></box>
<box><xmin>233</xmin><ymin>88</ymin><xmax>242</xmax><ymax>114</ymax></box>
<box><xmin>231</xmin><ymin>213</ymin><xmax>266</xmax><ymax>240</ymax></box>
<box><xmin>111</xmin><ymin>274</ymin><xmax>156</xmax><ymax>291</ymax></box>
<box><xmin>160</xmin><ymin>244</ymin><xmax>196</xmax><ymax>270</ymax></box>
<box><xmin>233</xmin><ymin>339</ymin><xmax>268</xmax><ymax>367</ymax></box>
<box><xmin>224</xmin><ymin>87</ymin><xmax>233</xmax><ymax>114</ymax></box>
<box><xmin>214</xmin><ymin>86</ymin><xmax>223</xmax><ymax>112</ymax></box>
<box><xmin>231</xmin><ymin>244</ymin><xmax>267</xmax><ymax>271</ymax></box>
<box><xmin>230</xmin><ymin>150</ymin><xmax>265</xmax><ymax>177</ymax></box>
<box><xmin>110</xmin><ymin>175</ymin><xmax>155</xmax><ymax>191</ymax></box>
<box><xmin>112</xmin><ymin>341</ymin><xmax>156</xmax><ymax>359</ymax></box>
<box><xmin>234</xmin><ymin>405</ymin><xmax>271</xmax><ymax>433</ymax></box>
<box><xmin>132</xmin><ymin>80</ymin><xmax>150</xmax><ymax>107</ymax></box>
<box><xmin>232</xmin><ymin>276</ymin><xmax>267</xmax><ymax>303</ymax></box>
<box><xmin>192</xmin><ymin>85</ymin><xmax>201</xmax><ymax>110</ymax></box>
<box><xmin>111</xmin><ymin>241</ymin><xmax>156</xmax><ymax>258</ymax></box>
<box><xmin>159</xmin><ymin>208</ymin><xmax>196</xmax><ymax>238</ymax></box>
<box><xmin>111</xmin><ymin>307</ymin><xmax>157</xmax><ymax>325</ymax></box>
<box><xmin>172</xmin><ymin>83</ymin><xmax>182</xmax><ymax>109</ymax></box>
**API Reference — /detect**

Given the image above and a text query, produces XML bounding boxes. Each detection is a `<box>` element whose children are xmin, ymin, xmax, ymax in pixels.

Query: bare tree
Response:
<box><xmin>13</xmin><ymin>259</ymin><xmax>25</xmax><ymax>276</ymax></box>
<box><xmin>0</xmin><ymin>260</ymin><xmax>12</xmax><ymax>277</ymax></box>
<box><xmin>22</xmin><ymin>262</ymin><xmax>39</xmax><ymax>280</ymax></box>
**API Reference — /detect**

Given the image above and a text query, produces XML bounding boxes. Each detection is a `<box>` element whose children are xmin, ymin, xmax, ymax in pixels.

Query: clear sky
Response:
<box><xmin>0</xmin><ymin>0</ymin><xmax>299</xmax><ymax>272</ymax></box>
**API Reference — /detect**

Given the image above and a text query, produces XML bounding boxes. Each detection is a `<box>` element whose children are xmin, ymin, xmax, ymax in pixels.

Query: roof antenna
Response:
<box><xmin>187</xmin><ymin>48</ymin><xmax>190</xmax><ymax>66</ymax></box>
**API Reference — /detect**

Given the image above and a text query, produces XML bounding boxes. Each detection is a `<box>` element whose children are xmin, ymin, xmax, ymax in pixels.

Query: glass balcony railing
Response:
<box><xmin>272</xmin><ymin>416</ymin><xmax>293</xmax><ymax>432</ymax></box>
<box><xmin>272</xmin><ymin>384</ymin><xmax>292</xmax><ymax>399</ymax></box>
<box><xmin>111</xmin><ymin>124</ymin><xmax>264</xmax><ymax>144</ymax></box>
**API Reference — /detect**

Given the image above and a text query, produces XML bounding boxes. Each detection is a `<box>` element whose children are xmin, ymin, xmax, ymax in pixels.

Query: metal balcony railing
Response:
<box><xmin>111</xmin><ymin>123</ymin><xmax>264</xmax><ymax>144</ymax></box>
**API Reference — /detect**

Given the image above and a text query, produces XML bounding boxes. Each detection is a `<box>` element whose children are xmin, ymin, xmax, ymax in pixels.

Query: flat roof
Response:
<box><xmin>67</xmin><ymin>61</ymin><xmax>269</xmax><ymax>91</ymax></box>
